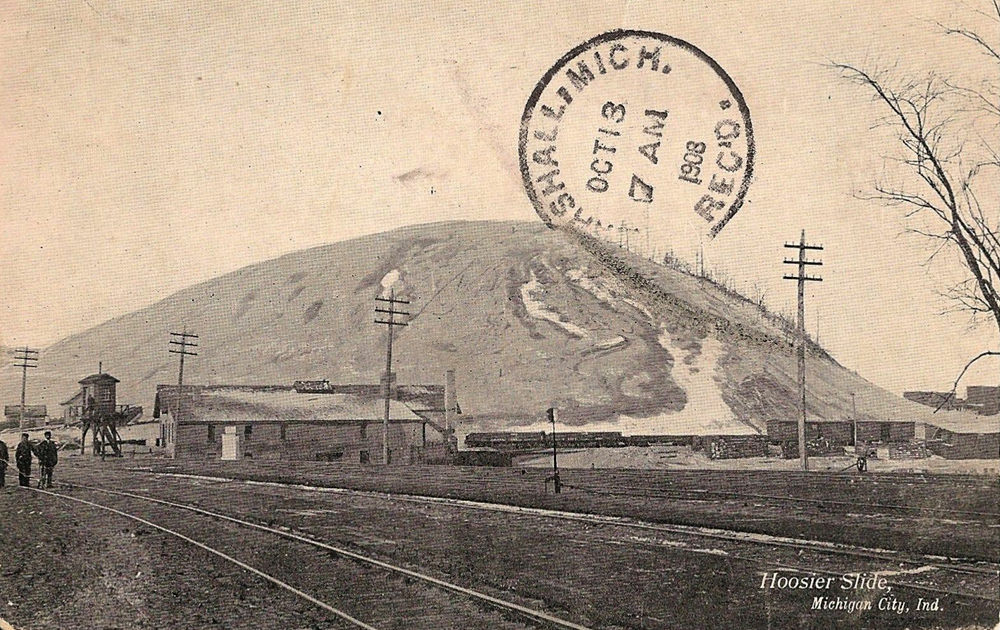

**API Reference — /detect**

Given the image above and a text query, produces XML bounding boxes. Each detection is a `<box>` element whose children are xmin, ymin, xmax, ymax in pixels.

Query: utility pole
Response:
<box><xmin>783</xmin><ymin>230</ymin><xmax>823</xmax><ymax>471</ymax></box>
<box><xmin>168</xmin><ymin>330</ymin><xmax>198</xmax><ymax>422</ymax></box>
<box><xmin>547</xmin><ymin>407</ymin><xmax>560</xmax><ymax>493</ymax></box>
<box><xmin>375</xmin><ymin>289</ymin><xmax>410</xmax><ymax>465</ymax></box>
<box><xmin>12</xmin><ymin>348</ymin><xmax>38</xmax><ymax>429</ymax></box>
<box><xmin>851</xmin><ymin>392</ymin><xmax>857</xmax><ymax>449</ymax></box>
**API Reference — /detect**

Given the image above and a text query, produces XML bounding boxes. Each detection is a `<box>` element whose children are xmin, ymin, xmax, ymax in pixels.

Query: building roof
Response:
<box><xmin>767</xmin><ymin>417</ymin><xmax>914</xmax><ymax>424</ymax></box>
<box><xmin>924</xmin><ymin>411</ymin><xmax>1000</xmax><ymax>435</ymax></box>
<box><xmin>61</xmin><ymin>389</ymin><xmax>85</xmax><ymax>406</ymax></box>
<box><xmin>79</xmin><ymin>373</ymin><xmax>119</xmax><ymax>385</ymax></box>
<box><xmin>293</xmin><ymin>381</ymin><xmax>451</xmax><ymax>413</ymax></box>
<box><xmin>153</xmin><ymin>385</ymin><xmax>427</xmax><ymax>424</ymax></box>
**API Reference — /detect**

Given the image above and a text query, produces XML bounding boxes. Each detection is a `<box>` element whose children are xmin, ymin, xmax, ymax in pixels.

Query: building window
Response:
<box><xmin>359</xmin><ymin>450</ymin><xmax>370</xmax><ymax>464</ymax></box>
<box><xmin>207</xmin><ymin>426</ymin><xmax>215</xmax><ymax>443</ymax></box>
<box><xmin>280</xmin><ymin>424</ymin><xmax>287</xmax><ymax>441</ymax></box>
<box><xmin>244</xmin><ymin>425</ymin><xmax>253</xmax><ymax>440</ymax></box>
<box><xmin>360</xmin><ymin>423</ymin><xmax>367</xmax><ymax>439</ymax></box>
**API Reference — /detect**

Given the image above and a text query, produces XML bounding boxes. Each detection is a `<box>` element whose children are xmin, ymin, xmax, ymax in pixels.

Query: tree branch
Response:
<box><xmin>934</xmin><ymin>351</ymin><xmax>1000</xmax><ymax>411</ymax></box>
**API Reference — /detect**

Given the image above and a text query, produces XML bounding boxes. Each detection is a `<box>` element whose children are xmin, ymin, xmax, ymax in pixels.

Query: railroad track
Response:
<box><xmin>86</xmin><ymin>469</ymin><xmax>1000</xmax><ymax>602</ymax></box>
<box><xmin>558</xmin><ymin>482</ymin><xmax>1000</xmax><ymax>519</ymax></box>
<box><xmin>30</xmin><ymin>482</ymin><xmax>592</xmax><ymax>630</ymax></box>
<box><xmin>125</xmin><ymin>461</ymin><xmax>1000</xmax><ymax>519</ymax></box>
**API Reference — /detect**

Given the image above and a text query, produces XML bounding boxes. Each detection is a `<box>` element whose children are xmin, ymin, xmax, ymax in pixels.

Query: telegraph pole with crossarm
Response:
<box><xmin>168</xmin><ymin>331</ymin><xmax>198</xmax><ymax>422</ymax></box>
<box><xmin>375</xmin><ymin>289</ymin><xmax>410</xmax><ymax>465</ymax></box>
<box><xmin>12</xmin><ymin>347</ymin><xmax>38</xmax><ymax>429</ymax></box>
<box><xmin>783</xmin><ymin>230</ymin><xmax>823</xmax><ymax>471</ymax></box>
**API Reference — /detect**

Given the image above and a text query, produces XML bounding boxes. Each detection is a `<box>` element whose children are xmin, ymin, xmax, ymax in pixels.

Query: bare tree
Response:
<box><xmin>834</xmin><ymin>1</ymin><xmax>1000</xmax><ymax>402</ymax></box>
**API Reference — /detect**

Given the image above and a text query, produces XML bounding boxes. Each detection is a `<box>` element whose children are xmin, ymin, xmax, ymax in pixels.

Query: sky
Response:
<box><xmin>1</xmin><ymin>0</ymin><xmax>997</xmax><ymax>395</ymax></box>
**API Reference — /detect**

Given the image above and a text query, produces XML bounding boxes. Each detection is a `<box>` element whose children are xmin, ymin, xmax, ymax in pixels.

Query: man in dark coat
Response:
<box><xmin>0</xmin><ymin>438</ymin><xmax>8</xmax><ymax>487</ymax></box>
<box><xmin>35</xmin><ymin>431</ymin><xmax>57</xmax><ymax>489</ymax></box>
<box><xmin>15</xmin><ymin>433</ymin><xmax>32</xmax><ymax>487</ymax></box>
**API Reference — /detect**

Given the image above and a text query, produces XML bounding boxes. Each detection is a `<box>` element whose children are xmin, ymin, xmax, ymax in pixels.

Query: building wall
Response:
<box><xmin>965</xmin><ymin>386</ymin><xmax>1000</xmax><ymax>415</ymax></box>
<box><xmin>175</xmin><ymin>420</ymin><xmax>436</xmax><ymax>464</ymax></box>
<box><xmin>4</xmin><ymin>405</ymin><xmax>48</xmax><ymax>429</ymax></box>
<box><xmin>2</xmin><ymin>416</ymin><xmax>43</xmax><ymax>429</ymax></box>
<box><xmin>701</xmin><ymin>435</ymin><xmax>767</xmax><ymax>459</ymax></box>
<box><xmin>118</xmin><ymin>421</ymin><xmax>165</xmax><ymax>456</ymax></box>
<box><xmin>118</xmin><ymin>422</ymin><xmax>164</xmax><ymax>446</ymax></box>
<box><xmin>83</xmin><ymin>383</ymin><xmax>117</xmax><ymax>415</ymax></box>
<box><xmin>856</xmin><ymin>421</ymin><xmax>915</xmax><ymax>443</ymax></box>
<box><xmin>928</xmin><ymin>431</ymin><xmax>1000</xmax><ymax>459</ymax></box>
<box><xmin>766</xmin><ymin>420</ymin><xmax>852</xmax><ymax>445</ymax></box>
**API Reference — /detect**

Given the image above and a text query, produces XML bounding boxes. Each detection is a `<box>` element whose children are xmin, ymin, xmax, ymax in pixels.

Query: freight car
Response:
<box><xmin>623</xmin><ymin>435</ymin><xmax>693</xmax><ymax>447</ymax></box>
<box><xmin>465</xmin><ymin>431</ymin><xmax>548</xmax><ymax>450</ymax></box>
<box><xmin>465</xmin><ymin>431</ymin><xmax>633</xmax><ymax>450</ymax></box>
<box><xmin>560</xmin><ymin>432</ymin><xmax>627</xmax><ymax>448</ymax></box>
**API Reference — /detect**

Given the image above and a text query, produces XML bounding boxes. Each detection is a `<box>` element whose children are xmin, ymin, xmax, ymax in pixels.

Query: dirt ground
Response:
<box><xmin>111</xmin><ymin>456</ymin><xmax>999</xmax><ymax>561</ymax></box>
<box><xmin>0</xmin><ymin>484</ymin><xmax>541</xmax><ymax>630</ymax></box>
<box><xmin>0</xmin><ymin>460</ymin><xmax>997</xmax><ymax>629</ymax></box>
<box><xmin>0</xmin><ymin>486</ymin><xmax>346</xmax><ymax>630</ymax></box>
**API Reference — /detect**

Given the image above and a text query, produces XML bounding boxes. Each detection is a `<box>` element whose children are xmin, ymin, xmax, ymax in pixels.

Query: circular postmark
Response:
<box><xmin>519</xmin><ymin>30</ymin><xmax>754</xmax><ymax>258</ymax></box>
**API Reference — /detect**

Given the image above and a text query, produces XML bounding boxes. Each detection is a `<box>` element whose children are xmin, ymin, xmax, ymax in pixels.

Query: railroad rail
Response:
<box><xmin>75</xmin><ymin>470</ymin><xmax>1000</xmax><ymax>602</ymax></box>
<box><xmin>28</xmin><ymin>486</ymin><xmax>378</xmax><ymax>630</ymax></box>
<box><xmin>558</xmin><ymin>482</ymin><xmax>1000</xmax><ymax>519</ymax></box>
<box><xmin>36</xmin><ymin>482</ymin><xmax>592</xmax><ymax>630</ymax></box>
<box><xmin>125</xmin><ymin>462</ymin><xmax>1000</xmax><ymax>519</ymax></box>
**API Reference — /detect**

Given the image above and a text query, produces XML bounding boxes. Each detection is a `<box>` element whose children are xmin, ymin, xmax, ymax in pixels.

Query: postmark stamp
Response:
<box><xmin>519</xmin><ymin>30</ymin><xmax>754</xmax><ymax>254</ymax></box>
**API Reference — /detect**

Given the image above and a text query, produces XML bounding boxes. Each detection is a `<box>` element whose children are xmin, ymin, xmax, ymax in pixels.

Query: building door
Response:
<box><xmin>880</xmin><ymin>423</ymin><xmax>891</xmax><ymax>443</ymax></box>
<box><xmin>221</xmin><ymin>426</ymin><xmax>241</xmax><ymax>460</ymax></box>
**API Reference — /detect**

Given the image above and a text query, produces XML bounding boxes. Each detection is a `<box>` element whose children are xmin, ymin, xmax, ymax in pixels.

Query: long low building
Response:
<box><xmin>2</xmin><ymin>405</ymin><xmax>47</xmax><ymax>429</ymax></box>
<box><xmin>766</xmin><ymin>417</ymin><xmax>919</xmax><ymax>448</ymax></box>
<box><xmin>153</xmin><ymin>373</ymin><xmax>458</xmax><ymax>464</ymax></box>
<box><xmin>925</xmin><ymin>414</ymin><xmax>1000</xmax><ymax>459</ymax></box>
<box><xmin>767</xmin><ymin>413</ymin><xmax>998</xmax><ymax>460</ymax></box>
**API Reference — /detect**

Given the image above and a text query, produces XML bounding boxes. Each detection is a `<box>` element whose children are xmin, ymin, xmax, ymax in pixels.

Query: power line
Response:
<box><xmin>374</xmin><ymin>289</ymin><xmax>410</xmax><ymax>465</ymax></box>
<box><xmin>783</xmin><ymin>230</ymin><xmax>823</xmax><ymax>471</ymax></box>
<box><xmin>12</xmin><ymin>347</ymin><xmax>38</xmax><ymax>429</ymax></box>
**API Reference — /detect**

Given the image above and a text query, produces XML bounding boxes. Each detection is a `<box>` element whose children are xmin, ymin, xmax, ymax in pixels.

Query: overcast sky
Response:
<box><xmin>1</xmin><ymin>0</ymin><xmax>997</xmax><ymax>394</ymax></box>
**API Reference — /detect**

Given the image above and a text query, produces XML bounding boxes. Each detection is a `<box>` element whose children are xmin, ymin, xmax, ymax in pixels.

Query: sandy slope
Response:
<box><xmin>0</xmin><ymin>221</ymin><xmax>986</xmax><ymax>437</ymax></box>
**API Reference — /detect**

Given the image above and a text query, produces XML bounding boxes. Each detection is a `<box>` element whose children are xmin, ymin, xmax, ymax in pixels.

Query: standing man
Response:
<box><xmin>15</xmin><ymin>433</ymin><xmax>32</xmax><ymax>487</ymax></box>
<box><xmin>35</xmin><ymin>431</ymin><xmax>57</xmax><ymax>489</ymax></box>
<box><xmin>0</xmin><ymin>437</ymin><xmax>8</xmax><ymax>488</ymax></box>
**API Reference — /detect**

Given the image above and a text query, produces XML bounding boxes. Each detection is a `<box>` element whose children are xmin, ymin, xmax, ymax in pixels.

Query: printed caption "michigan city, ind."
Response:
<box><xmin>759</xmin><ymin>571</ymin><xmax>943</xmax><ymax>615</ymax></box>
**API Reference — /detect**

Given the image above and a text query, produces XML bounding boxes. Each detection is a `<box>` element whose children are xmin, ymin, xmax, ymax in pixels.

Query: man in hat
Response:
<box><xmin>15</xmin><ymin>433</ymin><xmax>32</xmax><ymax>487</ymax></box>
<box><xmin>35</xmin><ymin>431</ymin><xmax>57</xmax><ymax>489</ymax></box>
<box><xmin>0</xmin><ymin>437</ymin><xmax>8</xmax><ymax>487</ymax></box>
